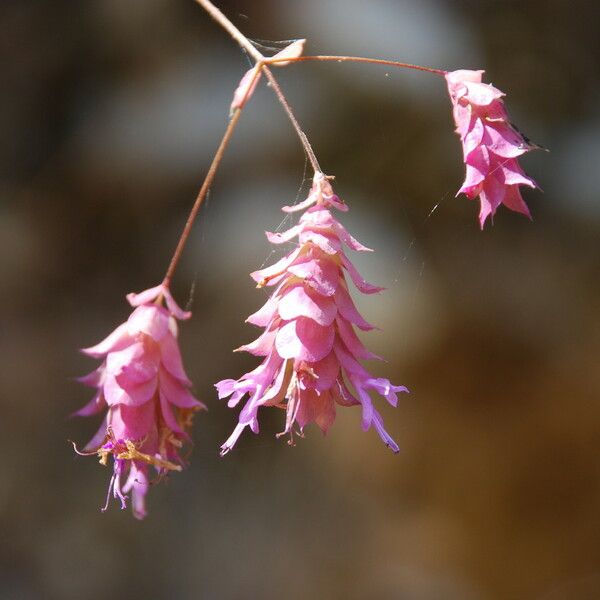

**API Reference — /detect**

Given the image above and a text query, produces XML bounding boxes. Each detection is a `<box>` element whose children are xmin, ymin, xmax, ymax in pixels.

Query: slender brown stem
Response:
<box><xmin>162</xmin><ymin>108</ymin><xmax>242</xmax><ymax>287</ymax></box>
<box><xmin>262</xmin><ymin>66</ymin><xmax>321</xmax><ymax>172</ymax></box>
<box><xmin>194</xmin><ymin>0</ymin><xmax>322</xmax><ymax>173</ymax></box>
<box><xmin>194</xmin><ymin>0</ymin><xmax>262</xmax><ymax>62</ymax></box>
<box><xmin>266</xmin><ymin>55</ymin><xmax>447</xmax><ymax>76</ymax></box>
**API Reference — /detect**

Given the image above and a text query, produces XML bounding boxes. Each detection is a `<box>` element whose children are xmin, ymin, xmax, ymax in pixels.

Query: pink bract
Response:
<box><xmin>75</xmin><ymin>283</ymin><xmax>204</xmax><ymax>519</ymax></box>
<box><xmin>445</xmin><ymin>69</ymin><xmax>539</xmax><ymax>228</ymax></box>
<box><xmin>216</xmin><ymin>173</ymin><xmax>407</xmax><ymax>454</ymax></box>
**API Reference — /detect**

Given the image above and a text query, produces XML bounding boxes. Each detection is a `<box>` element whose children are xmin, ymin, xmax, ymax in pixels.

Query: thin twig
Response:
<box><xmin>265</xmin><ymin>55</ymin><xmax>447</xmax><ymax>76</ymax></box>
<box><xmin>194</xmin><ymin>0</ymin><xmax>322</xmax><ymax>173</ymax></box>
<box><xmin>162</xmin><ymin>109</ymin><xmax>242</xmax><ymax>286</ymax></box>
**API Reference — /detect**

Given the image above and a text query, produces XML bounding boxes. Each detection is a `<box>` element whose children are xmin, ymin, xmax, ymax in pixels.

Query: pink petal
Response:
<box><xmin>123</xmin><ymin>464</ymin><xmax>149</xmax><ymax>520</ymax></box>
<box><xmin>72</xmin><ymin>391</ymin><xmax>106</xmax><ymax>417</ymax></box>
<box><xmin>334</xmin><ymin>284</ymin><xmax>375</xmax><ymax>331</ymax></box>
<box><xmin>105</xmin><ymin>343</ymin><xmax>159</xmax><ymax>387</ymax></box>
<box><xmin>251</xmin><ymin>248</ymin><xmax>302</xmax><ymax>285</ymax></box>
<box><xmin>445</xmin><ymin>69</ymin><xmax>484</xmax><ymax>87</ymax></box>
<box><xmin>246</xmin><ymin>294</ymin><xmax>279</xmax><ymax>327</ymax></box>
<box><xmin>265</xmin><ymin>224</ymin><xmax>303</xmax><ymax>244</ymax></box>
<box><xmin>300</xmin><ymin>206</ymin><xmax>335</xmax><ymax>227</ymax></box>
<box><xmin>296</xmin><ymin>389</ymin><xmax>336</xmax><ymax>433</ymax></box>
<box><xmin>502</xmin><ymin>186</ymin><xmax>532</xmax><ymax>218</ymax></box>
<box><xmin>336</xmin><ymin>317</ymin><xmax>381</xmax><ymax>360</ymax></box>
<box><xmin>127</xmin><ymin>305</ymin><xmax>170</xmax><ymax>341</ymax></box>
<box><xmin>84</xmin><ymin>413</ymin><xmax>110</xmax><ymax>451</ymax></box>
<box><xmin>480</xmin><ymin>170</ymin><xmax>505</xmax><ymax>214</ymax></box>
<box><xmin>261</xmin><ymin>360</ymin><xmax>293</xmax><ymax>406</ymax></box>
<box><xmin>365</xmin><ymin>377</ymin><xmax>409</xmax><ymax>407</ymax></box>
<box><xmin>350</xmin><ymin>376</ymin><xmax>374</xmax><ymax>431</ymax></box>
<box><xmin>221</xmin><ymin>422</ymin><xmax>249</xmax><ymax>455</ymax></box>
<box><xmin>462</xmin><ymin>117</ymin><xmax>485</xmax><ymax>159</ymax></box>
<box><xmin>314</xmin><ymin>393</ymin><xmax>336</xmax><ymax>433</ymax></box>
<box><xmin>275</xmin><ymin>318</ymin><xmax>334</xmax><ymax>362</ymax></box>
<box><xmin>126</xmin><ymin>284</ymin><xmax>163</xmax><ymax>307</ymax></box>
<box><xmin>333</xmin><ymin>379</ymin><xmax>360</xmax><ymax>407</ymax></box>
<box><xmin>231</xmin><ymin>66</ymin><xmax>262</xmax><ymax>112</ymax></box>
<box><xmin>270</xmin><ymin>39</ymin><xmax>305</xmax><ymax>66</ymax></box>
<box><xmin>111</xmin><ymin>401</ymin><xmax>156</xmax><ymax>441</ymax></box>
<box><xmin>77</xmin><ymin>365</ymin><xmax>106</xmax><ymax>387</ymax></box>
<box><xmin>454</xmin><ymin>103</ymin><xmax>473</xmax><ymax>139</ymax></box>
<box><xmin>299</xmin><ymin>229</ymin><xmax>341</xmax><ymax>255</ymax></box>
<box><xmin>287</xmin><ymin>255</ymin><xmax>340</xmax><ymax>297</ymax></box>
<box><xmin>159</xmin><ymin>368</ymin><xmax>205</xmax><ymax>409</ymax></box>
<box><xmin>311</xmin><ymin>352</ymin><xmax>340</xmax><ymax>392</ymax></box>
<box><xmin>483</xmin><ymin>122</ymin><xmax>528</xmax><ymax>158</ymax></box>
<box><xmin>340</xmin><ymin>253</ymin><xmax>384</xmax><ymax>294</ymax></box>
<box><xmin>159</xmin><ymin>333</ymin><xmax>192</xmax><ymax>385</ymax></box>
<box><xmin>103</xmin><ymin>374</ymin><xmax>157</xmax><ymax>407</ymax></box>
<box><xmin>237</xmin><ymin>326</ymin><xmax>277</xmax><ymax>356</ymax></box>
<box><xmin>81</xmin><ymin>322</ymin><xmax>131</xmax><ymax>358</ymax></box>
<box><xmin>215</xmin><ymin>378</ymin><xmax>237</xmax><ymax>400</ymax></box>
<box><xmin>372</xmin><ymin>409</ymin><xmax>400</xmax><ymax>453</ymax></box>
<box><xmin>162</xmin><ymin>288</ymin><xmax>192</xmax><ymax>320</ymax></box>
<box><xmin>463</xmin><ymin>81</ymin><xmax>504</xmax><ymax>106</ymax></box>
<box><xmin>159</xmin><ymin>391</ymin><xmax>184</xmax><ymax>435</ymax></box>
<box><xmin>500</xmin><ymin>159</ymin><xmax>537</xmax><ymax>188</ymax></box>
<box><xmin>282</xmin><ymin>191</ymin><xmax>319</xmax><ymax>213</ymax></box>
<box><xmin>333</xmin><ymin>341</ymin><xmax>370</xmax><ymax>378</ymax></box>
<box><xmin>332</xmin><ymin>222</ymin><xmax>373</xmax><ymax>252</ymax></box>
<box><xmin>278</xmin><ymin>284</ymin><xmax>337</xmax><ymax>326</ymax></box>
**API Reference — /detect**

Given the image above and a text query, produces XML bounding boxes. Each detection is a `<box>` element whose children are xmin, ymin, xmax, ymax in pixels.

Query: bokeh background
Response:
<box><xmin>1</xmin><ymin>1</ymin><xmax>599</xmax><ymax>598</ymax></box>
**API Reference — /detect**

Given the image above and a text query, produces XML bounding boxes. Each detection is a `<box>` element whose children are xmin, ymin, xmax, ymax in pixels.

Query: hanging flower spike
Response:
<box><xmin>216</xmin><ymin>173</ymin><xmax>408</xmax><ymax>455</ymax></box>
<box><xmin>445</xmin><ymin>69</ymin><xmax>540</xmax><ymax>228</ymax></box>
<box><xmin>74</xmin><ymin>283</ymin><xmax>205</xmax><ymax>519</ymax></box>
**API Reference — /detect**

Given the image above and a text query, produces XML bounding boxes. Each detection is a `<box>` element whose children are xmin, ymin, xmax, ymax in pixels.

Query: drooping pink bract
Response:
<box><xmin>445</xmin><ymin>69</ymin><xmax>539</xmax><ymax>228</ymax></box>
<box><xmin>216</xmin><ymin>173</ymin><xmax>407</xmax><ymax>454</ymax></box>
<box><xmin>74</xmin><ymin>283</ymin><xmax>204</xmax><ymax>519</ymax></box>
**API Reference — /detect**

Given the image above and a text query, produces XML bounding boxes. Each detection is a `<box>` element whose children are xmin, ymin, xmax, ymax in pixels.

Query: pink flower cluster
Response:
<box><xmin>445</xmin><ymin>69</ymin><xmax>538</xmax><ymax>228</ymax></box>
<box><xmin>75</xmin><ymin>284</ymin><xmax>204</xmax><ymax>519</ymax></box>
<box><xmin>216</xmin><ymin>173</ymin><xmax>407</xmax><ymax>454</ymax></box>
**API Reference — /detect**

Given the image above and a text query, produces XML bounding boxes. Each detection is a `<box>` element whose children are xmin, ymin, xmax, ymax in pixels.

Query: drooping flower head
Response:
<box><xmin>445</xmin><ymin>69</ymin><xmax>540</xmax><ymax>228</ymax></box>
<box><xmin>74</xmin><ymin>283</ymin><xmax>204</xmax><ymax>519</ymax></box>
<box><xmin>216</xmin><ymin>173</ymin><xmax>407</xmax><ymax>455</ymax></box>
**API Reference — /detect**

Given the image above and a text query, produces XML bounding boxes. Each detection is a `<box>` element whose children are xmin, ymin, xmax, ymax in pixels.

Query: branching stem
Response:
<box><xmin>265</xmin><ymin>55</ymin><xmax>447</xmax><ymax>76</ymax></box>
<box><xmin>194</xmin><ymin>0</ymin><xmax>321</xmax><ymax>172</ymax></box>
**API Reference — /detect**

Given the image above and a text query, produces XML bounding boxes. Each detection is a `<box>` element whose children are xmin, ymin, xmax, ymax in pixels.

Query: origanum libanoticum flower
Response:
<box><xmin>74</xmin><ymin>284</ymin><xmax>204</xmax><ymax>519</ymax></box>
<box><xmin>445</xmin><ymin>69</ymin><xmax>539</xmax><ymax>228</ymax></box>
<box><xmin>216</xmin><ymin>173</ymin><xmax>407</xmax><ymax>455</ymax></box>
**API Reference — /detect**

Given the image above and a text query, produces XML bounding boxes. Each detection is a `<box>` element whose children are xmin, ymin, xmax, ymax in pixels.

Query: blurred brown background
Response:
<box><xmin>1</xmin><ymin>1</ymin><xmax>599</xmax><ymax>598</ymax></box>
